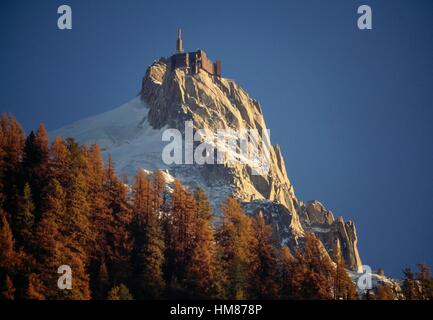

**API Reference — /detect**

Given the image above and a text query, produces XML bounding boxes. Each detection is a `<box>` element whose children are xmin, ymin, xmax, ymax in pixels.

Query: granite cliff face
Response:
<box><xmin>299</xmin><ymin>201</ymin><xmax>362</xmax><ymax>272</ymax></box>
<box><xmin>140</xmin><ymin>59</ymin><xmax>298</xmax><ymax>212</ymax></box>
<box><xmin>140</xmin><ymin>59</ymin><xmax>362</xmax><ymax>271</ymax></box>
<box><xmin>52</xmin><ymin>58</ymin><xmax>363</xmax><ymax>271</ymax></box>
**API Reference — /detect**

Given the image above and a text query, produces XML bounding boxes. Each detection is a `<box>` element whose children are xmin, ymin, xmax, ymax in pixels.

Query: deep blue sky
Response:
<box><xmin>1</xmin><ymin>0</ymin><xmax>432</xmax><ymax>278</ymax></box>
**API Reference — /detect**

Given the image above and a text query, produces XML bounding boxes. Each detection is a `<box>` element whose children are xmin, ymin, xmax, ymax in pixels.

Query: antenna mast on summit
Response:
<box><xmin>176</xmin><ymin>28</ymin><xmax>183</xmax><ymax>53</ymax></box>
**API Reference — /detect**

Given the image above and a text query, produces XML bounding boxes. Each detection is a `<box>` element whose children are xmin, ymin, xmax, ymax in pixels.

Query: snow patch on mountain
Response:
<box><xmin>51</xmin><ymin>96</ymin><xmax>170</xmax><ymax>176</ymax></box>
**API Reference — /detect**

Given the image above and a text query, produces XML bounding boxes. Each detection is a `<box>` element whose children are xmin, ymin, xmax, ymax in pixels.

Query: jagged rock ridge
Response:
<box><xmin>51</xmin><ymin>57</ymin><xmax>362</xmax><ymax>272</ymax></box>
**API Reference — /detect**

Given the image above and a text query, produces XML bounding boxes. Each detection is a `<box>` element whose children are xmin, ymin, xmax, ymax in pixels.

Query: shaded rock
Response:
<box><xmin>299</xmin><ymin>200</ymin><xmax>362</xmax><ymax>272</ymax></box>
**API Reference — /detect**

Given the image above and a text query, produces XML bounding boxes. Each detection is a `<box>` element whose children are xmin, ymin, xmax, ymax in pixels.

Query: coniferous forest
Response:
<box><xmin>0</xmin><ymin>113</ymin><xmax>432</xmax><ymax>300</ymax></box>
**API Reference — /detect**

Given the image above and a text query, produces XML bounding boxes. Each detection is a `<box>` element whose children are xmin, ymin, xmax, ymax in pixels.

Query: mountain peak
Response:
<box><xmin>141</xmin><ymin>59</ymin><xmax>258</xmax><ymax>131</ymax></box>
<box><xmin>51</xmin><ymin>53</ymin><xmax>362</xmax><ymax>272</ymax></box>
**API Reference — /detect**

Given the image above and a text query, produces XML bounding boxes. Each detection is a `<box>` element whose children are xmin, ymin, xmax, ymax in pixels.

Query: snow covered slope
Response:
<box><xmin>51</xmin><ymin>96</ymin><xmax>170</xmax><ymax>174</ymax></box>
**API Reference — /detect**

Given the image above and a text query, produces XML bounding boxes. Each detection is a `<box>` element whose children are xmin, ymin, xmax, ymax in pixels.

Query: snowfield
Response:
<box><xmin>51</xmin><ymin>96</ymin><xmax>170</xmax><ymax>177</ymax></box>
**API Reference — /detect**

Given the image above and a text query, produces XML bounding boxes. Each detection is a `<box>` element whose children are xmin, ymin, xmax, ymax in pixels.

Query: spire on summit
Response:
<box><xmin>176</xmin><ymin>28</ymin><xmax>183</xmax><ymax>53</ymax></box>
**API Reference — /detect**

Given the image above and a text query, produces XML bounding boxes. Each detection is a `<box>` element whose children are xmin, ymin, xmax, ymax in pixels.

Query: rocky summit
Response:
<box><xmin>52</xmin><ymin>55</ymin><xmax>363</xmax><ymax>272</ymax></box>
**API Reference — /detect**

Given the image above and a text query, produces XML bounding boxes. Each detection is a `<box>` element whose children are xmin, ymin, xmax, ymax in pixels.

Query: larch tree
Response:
<box><xmin>402</xmin><ymin>268</ymin><xmax>420</xmax><ymax>300</ymax></box>
<box><xmin>60</xmin><ymin>253</ymin><xmax>91</xmax><ymax>300</ymax></box>
<box><xmin>61</xmin><ymin>141</ymin><xmax>94</xmax><ymax>298</ymax></box>
<box><xmin>165</xmin><ymin>180</ymin><xmax>196</xmax><ymax>293</ymax></box>
<box><xmin>64</xmin><ymin>169</ymin><xmax>93</xmax><ymax>262</ymax></box>
<box><xmin>22</xmin><ymin>123</ymin><xmax>49</xmax><ymax>222</ymax></box>
<box><xmin>216</xmin><ymin>197</ymin><xmax>257</xmax><ymax>299</ymax></box>
<box><xmin>294</xmin><ymin>233</ymin><xmax>334</xmax><ymax>300</ymax></box>
<box><xmin>184</xmin><ymin>188</ymin><xmax>218</xmax><ymax>298</ymax></box>
<box><xmin>416</xmin><ymin>263</ymin><xmax>433</xmax><ymax>300</ymax></box>
<box><xmin>249</xmin><ymin>213</ymin><xmax>279</xmax><ymax>299</ymax></box>
<box><xmin>35</xmin><ymin>175</ymin><xmax>92</xmax><ymax>300</ymax></box>
<box><xmin>0</xmin><ymin>210</ymin><xmax>26</xmax><ymax>299</ymax></box>
<box><xmin>103</xmin><ymin>155</ymin><xmax>133</xmax><ymax>287</ymax></box>
<box><xmin>34</xmin><ymin>179</ymin><xmax>67</xmax><ymax>299</ymax></box>
<box><xmin>15</xmin><ymin>183</ymin><xmax>35</xmax><ymax>249</ymax></box>
<box><xmin>48</xmin><ymin>137</ymin><xmax>71</xmax><ymax>188</ymax></box>
<box><xmin>26</xmin><ymin>273</ymin><xmax>46</xmax><ymax>300</ymax></box>
<box><xmin>332</xmin><ymin>240</ymin><xmax>358</xmax><ymax>300</ymax></box>
<box><xmin>0</xmin><ymin>212</ymin><xmax>20</xmax><ymax>275</ymax></box>
<box><xmin>107</xmin><ymin>283</ymin><xmax>134</xmax><ymax>300</ymax></box>
<box><xmin>276</xmin><ymin>246</ymin><xmax>296</xmax><ymax>299</ymax></box>
<box><xmin>1</xmin><ymin>114</ymin><xmax>25</xmax><ymax>222</ymax></box>
<box><xmin>84</xmin><ymin>144</ymin><xmax>113</xmax><ymax>298</ymax></box>
<box><xmin>131</xmin><ymin>169</ymin><xmax>165</xmax><ymax>299</ymax></box>
<box><xmin>153</xmin><ymin>170</ymin><xmax>166</xmax><ymax>207</ymax></box>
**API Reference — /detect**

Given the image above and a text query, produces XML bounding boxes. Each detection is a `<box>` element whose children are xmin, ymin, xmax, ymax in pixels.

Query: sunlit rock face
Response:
<box><xmin>299</xmin><ymin>201</ymin><xmax>362</xmax><ymax>272</ymax></box>
<box><xmin>52</xmin><ymin>58</ymin><xmax>363</xmax><ymax>271</ymax></box>
<box><xmin>140</xmin><ymin>60</ymin><xmax>299</xmax><ymax>212</ymax></box>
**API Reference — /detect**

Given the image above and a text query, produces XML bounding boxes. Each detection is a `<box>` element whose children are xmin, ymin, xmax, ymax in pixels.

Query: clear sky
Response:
<box><xmin>1</xmin><ymin>0</ymin><xmax>432</xmax><ymax>278</ymax></box>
